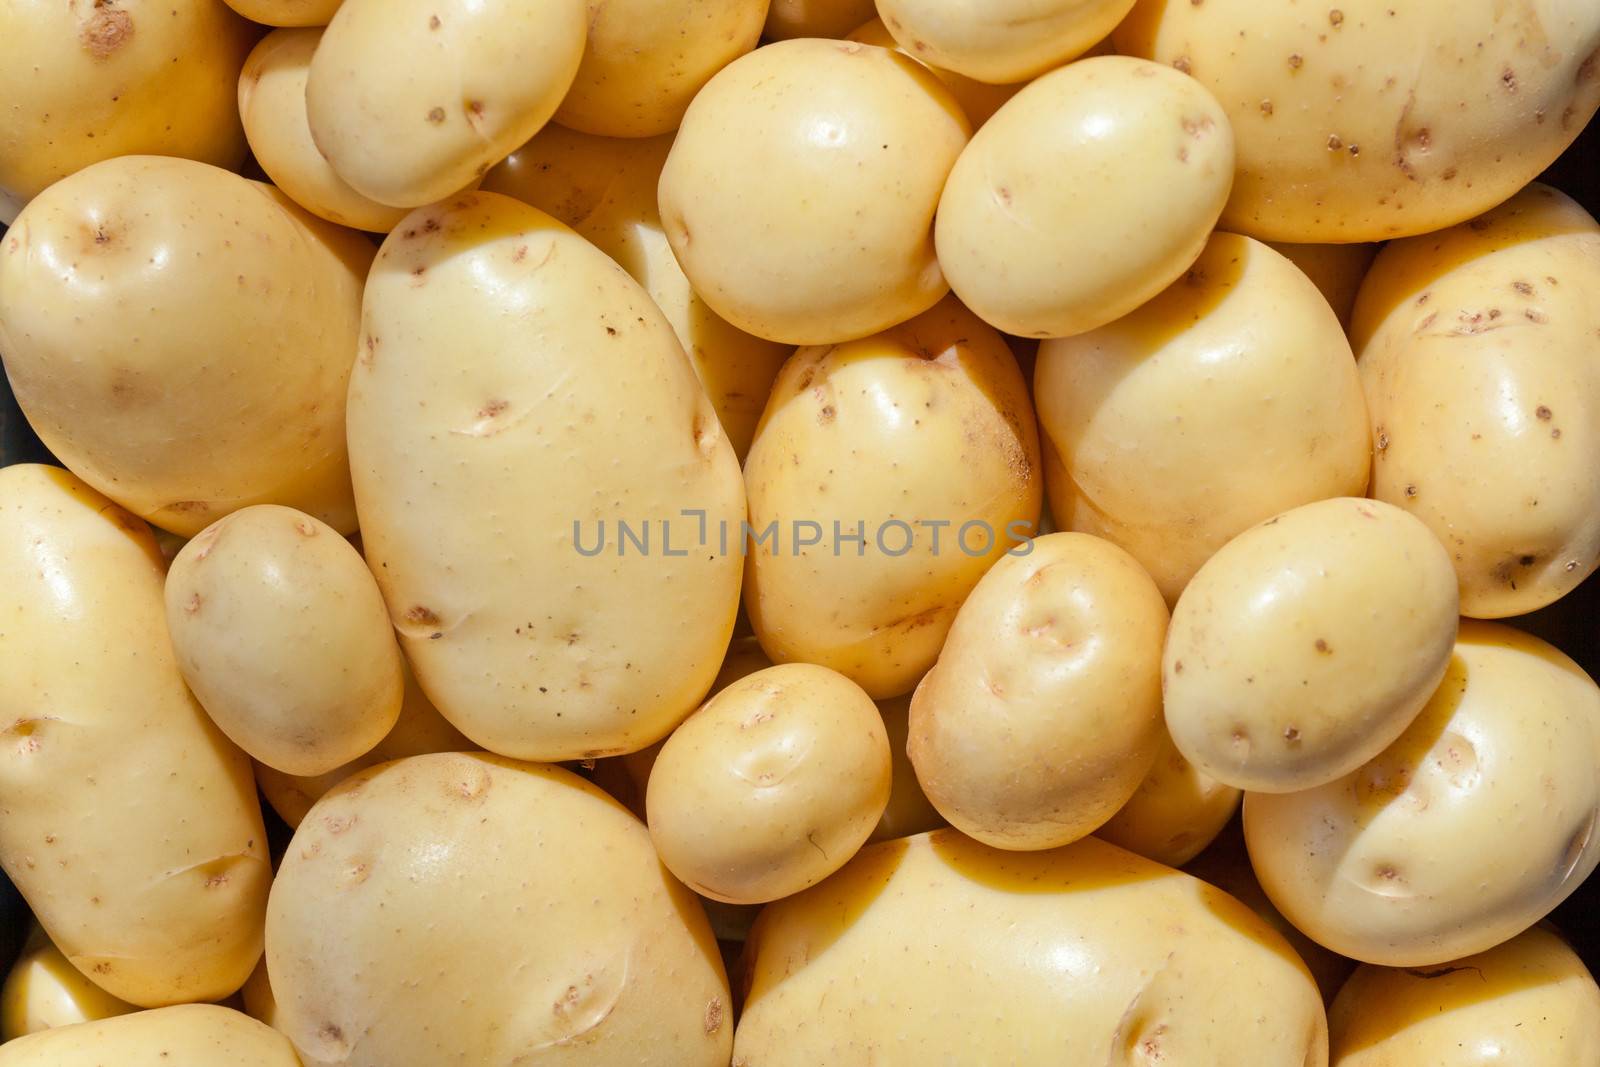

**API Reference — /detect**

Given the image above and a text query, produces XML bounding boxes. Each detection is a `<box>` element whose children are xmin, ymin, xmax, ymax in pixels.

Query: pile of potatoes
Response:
<box><xmin>1</xmin><ymin>0</ymin><xmax>1599</xmax><ymax>1063</ymax></box>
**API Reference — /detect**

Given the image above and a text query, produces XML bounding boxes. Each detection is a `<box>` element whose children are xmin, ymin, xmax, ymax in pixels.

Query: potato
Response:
<box><xmin>267</xmin><ymin>753</ymin><xmax>732</xmax><ymax>1066</ymax></box>
<box><xmin>1354</xmin><ymin>184</ymin><xmax>1600</xmax><ymax>618</ymax></box>
<box><xmin>908</xmin><ymin>532</ymin><xmax>1167</xmax><ymax>850</ymax></box>
<box><xmin>876</xmin><ymin>0</ymin><xmax>1135</xmax><ymax>83</ymax></box>
<box><xmin>764</xmin><ymin>0</ymin><xmax>875</xmax><ymax>39</ymax></box>
<box><xmin>306</xmin><ymin>0</ymin><xmax>587</xmax><ymax>208</ymax></box>
<box><xmin>0</xmin><ymin>466</ymin><xmax>270</xmax><ymax>1006</ymax></box>
<box><xmin>937</xmin><ymin>56</ymin><xmax>1233</xmax><ymax>339</ymax></box>
<box><xmin>1115</xmin><ymin>0</ymin><xmax>1600</xmax><ymax>241</ymax></box>
<box><xmin>735</xmin><ymin>831</ymin><xmax>1328</xmax><ymax>1065</ymax></box>
<box><xmin>1</xmin><ymin>928</ymin><xmax>136</xmax><ymax>1040</ymax></box>
<box><xmin>0</xmin><ymin>155</ymin><xmax>372</xmax><ymax>537</ymax></box>
<box><xmin>743</xmin><ymin>297</ymin><xmax>1040</xmax><ymax>698</ymax></box>
<box><xmin>1034</xmin><ymin>233</ymin><xmax>1371</xmax><ymax>603</ymax></box>
<box><xmin>1267</xmin><ymin>242</ymin><xmax>1378</xmax><ymax>332</ymax></box>
<box><xmin>223</xmin><ymin>0</ymin><xmax>341</xmax><ymax>26</ymax></box>
<box><xmin>846</xmin><ymin>17</ymin><xmax>1020</xmax><ymax>128</ymax></box>
<box><xmin>347</xmin><ymin>193</ymin><xmax>745</xmax><ymax>760</ymax></box>
<box><xmin>1095</xmin><ymin>730</ymin><xmax>1239</xmax><ymax>869</ymax></box>
<box><xmin>483</xmin><ymin>127</ymin><xmax>790</xmax><ymax>460</ymax></box>
<box><xmin>869</xmin><ymin>693</ymin><xmax>945</xmax><ymax>842</ymax></box>
<box><xmin>1329</xmin><ymin>926</ymin><xmax>1600</xmax><ymax>1065</ymax></box>
<box><xmin>0</xmin><ymin>1005</ymin><xmax>300</xmax><ymax>1065</ymax></box>
<box><xmin>0</xmin><ymin>0</ymin><xmax>255</xmax><ymax>224</ymax></box>
<box><xmin>658</xmin><ymin>39</ymin><xmax>970</xmax><ymax>345</ymax></box>
<box><xmin>1246</xmin><ymin>621</ymin><xmax>1600</xmax><ymax>967</ymax></box>
<box><xmin>240</xmin><ymin>959</ymin><xmax>277</xmax><ymax>1029</ymax></box>
<box><xmin>1164</xmin><ymin>498</ymin><xmax>1458</xmax><ymax>793</ymax></box>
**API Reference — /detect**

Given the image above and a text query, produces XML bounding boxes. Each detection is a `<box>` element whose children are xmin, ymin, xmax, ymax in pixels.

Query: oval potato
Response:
<box><xmin>876</xmin><ymin>0</ymin><xmax>1135</xmax><ymax>83</ymax></box>
<box><xmin>223</xmin><ymin>0</ymin><xmax>341</xmax><ymax>25</ymax></box>
<box><xmin>0</xmin><ymin>1005</ymin><xmax>299</xmax><ymax>1066</ymax></box>
<box><xmin>1095</xmin><ymin>729</ymin><xmax>1240</xmax><ymax>867</ymax></box>
<box><xmin>1267</xmin><ymin>242</ymin><xmax>1378</xmax><ymax>332</ymax></box>
<box><xmin>0</xmin><ymin>929</ymin><xmax>136</xmax><ymax>1040</ymax></box>
<box><xmin>870</xmin><ymin>693</ymin><xmax>946</xmax><ymax>843</ymax></box>
<box><xmin>846</xmin><ymin>17</ymin><xmax>1021</xmax><ymax>128</ymax></box>
<box><xmin>764</xmin><ymin>0</ymin><xmax>875</xmax><ymax>39</ymax></box>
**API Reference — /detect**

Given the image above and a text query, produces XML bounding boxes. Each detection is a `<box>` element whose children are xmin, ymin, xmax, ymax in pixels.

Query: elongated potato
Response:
<box><xmin>0</xmin><ymin>1006</ymin><xmax>297</xmax><ymax>1066</ymax></box>
<box><xmin>348</xmin><ymin>193</ymin><xmax>745</xmax><ymax>760</ymax></box>
<box><xmin>223</xmin><ymin>0</ymin><xmax>341</xmax><ymax>25</ymax></box>
<box><xmin>1268</xmin><ymin>242</ymin><xmax>1378</xmax><ymax>332</ymax></box>
<box><xmin>1095</xmin><ymin>728</ymin><xmax>1240</xmax><ymax>867</ymax></box>
<box><xmin>764</xmin><ymin>0</ymin><xmax>874</xmax><ymax>38</ymax></box>
<box><xmin>847</xmin><ymin>18</ymin><xmax>1020</xmax><ymax>128</ymax></box>
<box><xmin>1</xmin><ymin>929</ymin><xmax>136</xmax><ymax>1040</ymax></box>
<box><xmin>877</xmin><ymin>0</ymin><xmax>1135</xmax><ymax>83</ymax></box>
<box><xmin>0</xmin><ymin>466</ymin><xmax>270</xmax><ymax>1007</ymax></box>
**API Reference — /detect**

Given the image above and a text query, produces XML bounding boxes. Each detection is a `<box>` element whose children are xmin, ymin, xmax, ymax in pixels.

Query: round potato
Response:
<box><xmin>0</xmin><ymin>1005</ymin><xmax>300</xmax><ymax>1066</ymax></box>
<box><xmin>870</xmin><ymin>693</ymin><xmax>945</xmax><ymax>842</ymax></box>
<box><xmin>223</xmin><ymin>0</ymin><xmax>341</xmax><ymax>25</ymax></box>
<box><xmin>1246</xmin><ymin>621</ymin><xmax>1600</xmax><ymax>967</ymax></box>
<box><xmin>658</xmin><ymin>38</ymin><xmax>970</xmax><ymax>345</ymax></box>
<box><xmin>267</xmin><ymin>753</ymin><xmax>732</xmax><ymax>1066</ymax></box>
<box><xmin>1</xmin><ymin>928</ymin><xmax>136</xmax><ymax>1040</ymax></box>
<box><xmin>937</xmin><ymin>56</ymin><xmax>1233</xmax><ymax>339</ymax></box>
<box><xmin>877</xmin><ymin>0</ymin><xmax>1133</xmax><ymax>83</ymax></box>
<box><xmin>1354</xmin><ymin>184</ymin><xmax>1600</xmax><ymax>618</ymax></box>
<box><xmin>1034</xmin><ymin>233</ymin><xmax>1371</xmax><ymax>602</ymax></box>
<box><xmin>743</xmin><ymin>296</ymin><xmax>1041</xmax><ymax>698</ymax></box>
<box><xmin>908</xmin><ymin>533</ymin><xmax>1168</xmax><ymax>850</ymax></box>
<box><xmin>1115</xmin><ymin>0</ymin><xmax>1600</xmax><ymax>241</ymax></box>
<box><xmin>1095</xmin><ymin>729</ymin><xmax>1240</xmax><ymax>867</ymax></box>
<box><xmin>1267</xmin><ymin>242</ymin><xmax>1378</xmax><ymax>331</ymax></box>
<box><xmin>1164</xmin><ymin>498</ymin><xmax>1459</xmax><ymax>793</ymax></box>
<box><xmin>764</xmin><ymin>0</ymin><xmax>874</xmax><ymax>39</ymax></box>
<box><xmin>847</xmin><ymin>17</ymin><xmax>1021</xmax><ymax>128</ymax></box>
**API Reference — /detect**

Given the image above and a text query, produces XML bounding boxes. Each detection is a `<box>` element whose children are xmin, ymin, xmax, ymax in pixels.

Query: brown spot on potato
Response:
<box><xmin>405</xmin><ymin>605</ymin><xmax>441</xmax><ymax>626</ymax></box>
<box><xmin>1315</xmin><ymin>639</ymin><xmax>1332</xmax><ymax>654</ymax></box>
<box><xmin>1327</xmin><ymin>134</ymin><xmax>1344</xmax><ymax>150</ymax></box>
<box><xmin>1329</xmin><ymin>8</ymin><xmax>1343</xmax><ymax>24</ymax></box>
<box><xmin>704</xmin><ymin>998</ymin><xmax>724</xmax><ymax>1035</ymax></box>
<box><xmin>819</xmin><ymin>404</ymin><xmax>836</xmax><ymax>423</ymax></box>
<box><xmin>1173</xmin><ymin>55</ymin><xmax>1193</xmax><ymax>74</ymax></box>
<box><xmin>426</xmin><ymin>106</ymin><xmax>446</xmax><ymax>124</ymax></box>
<box><xmin>1288</xmin><ymin>53</ymin><xmax>1304</xmax><ymax>70</ymax></box>
<box><xmin>80</xmin><ymin>1</ymin><xmax>133</xmax><ymax>59</ymax></box>
<box><xmin>1260</xmin><ymin>99</ymin><xmax>1275</xmax><ymax>116</ymax></box>
<box><xmin>1537</xmin><ymin>405</ymin><xmax>1553</xmax><ymax>420</ymax></box>
<box><xmin>184</xmin><ymin>592</ymin><xmax>202</xmax><ymax>614</ymax></box>
<box><xmin>1526</xmin><ymin>309</ymin><xmax>1548</xmax><ymax>324</ymax></box>
<box><xmin>1501</xmin><ymin>67</ymin><xmax>1517</xmax><ymax>92</ymax></box>
<box><xmin>1514</xmin><ymin>281</ymin><xmax>1534</xmax><ymax>296</ymax></box>
<box><xmin>478</xmin><ymin>399</ymin><xmax>508</xmax><ymax>420</ymax></box>
<box><xmin>1405</xmin><ymin>484</ymin><xmax>1418</xmax><ymax>498</ymax></box>
<box><xmin>428</xmin><ymin>13</ymin><xmax>441</xmax><ymax>28</ymax></box>
<box><xmin>295</xmin><ymin>519</ymin><xmax>317</xmax><ymax>536</ymax></box>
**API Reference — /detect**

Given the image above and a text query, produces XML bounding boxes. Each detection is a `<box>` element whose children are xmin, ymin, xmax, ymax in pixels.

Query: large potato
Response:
<box><xmin>658</xmin><ymin>39</ymin><xmax>970</xmax><ymax>345</ymax></box>
<box><xmin>1354</xmin><ymin>184</ymin><xmax>1600</xmax><ymax>618</ymax></box>
<box><xmin>908</xmin><ymin>532</ymin><xmax>1168</xmax><ymax>850</ymax></box>
<box><xmin>1246</xmin><ymin>621</ymin><xmax>1600</xmax><ymax>967</ymax></box>
<box><xmin>764</xmin><ymin>0</ymin><xmax>874</xmax><ymax>38</ymax></box>
<box><xmin>0</xmin><ymin>466</ymin><xmax>270</xmax><ymax>1006</ymax></box>
<box><xmin>846</xmin><ymin>18</ymin><xmax>1020</xmax><ymax>128</ymax></box>
<box><xmin>1115</xmin><ymin>0</ymin><xmax>1600</xmax><ymax>241</ymax></box>
<box><xmin>735</xmin><ymin>831</ymin><xmax>1328</xmax><ymax>1065</ymax></box>
<box><xmin>1095</xmin><ymin>728</ymin><xmax>1240</xmax><ymax>867</ymax></box>
<box><xmin>0</xmin><ymin>928</ymin><xmax>136</xmax><ymax>1040</ymax></box>
<box><xmin>0</xmin><ymin>155</ymin><xmax>373</xmax><ymax>537</ymax></box>
<box><xmin>1268</xmin><ymin>242</ymin><xmax>1378</xmax><ymax>332</ymax></box>
<box><xmin>0</xmin><ymin>1005</ymin><xmax>299</xmax><ymax>1065</ymax></box>
<box><xmin>348</xmin><ymin>192</ymin><xmax>745</xmax><ymax>760</ymax></box>
<box><xmin>743</xmin><ymin>297</ymin><xmax>1040</xmax><ymax>698</ymax></box>
<box><xmin>223</xmin><ymin>0</ymin><xmax>341</xmax><ymax>25</ymax></box>
<box><xmin>1034</xmin><ymin>233</ymin><xmax>1370</xmax><ymax>602</ymax></box>
<box><xmin>876</xmin><ymin>0</ymin><xmax>1134</xmax><ymax>83</ymax></box>
<box><xmin>267</xmin><ymin>753</ymin><xmax>732</xmax><ymax>1066</ymax></box>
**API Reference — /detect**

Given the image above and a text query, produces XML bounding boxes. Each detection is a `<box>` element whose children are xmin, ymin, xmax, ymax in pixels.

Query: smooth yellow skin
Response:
<box><xmin>1</xmin><ymin>929</ymin><xmax>136</xmax><ymax>1040</ymax></box>
<box><xmin>869</xmin><ymin>693</ymin><xmax>946</xmax><ymax>843</ymax></box>
<box><xmin>1115</xmin><ymin>0</ymin><xmax>1600</xmax><ymax>242</ymax></box>
<box><xmin>306</xmin><ymin>0</ymin><xmax>587</xmax><ymax>208</ymax></box>
<box><xmin>909</xmin><ymin>533</ymin><xmax>1168</xmax><ymax>850</ymax></box>
<box><xmin>240</xmin><ymin>959</ymin><xmax>277</xmax><ymax>1029</ymax></box>
<box><xmin>0</xmin><ymin>1005</ymin><xmax>300</xmax><ymax>1066</ymax></box>
<box><xmin>0</xmin><ymin>467</ymin><xmax>270</xmax><ymax>1007</ymax></box>
<box><xmin>937</xmin><ymin>56</ymin><xmax>1233</xmax><ymax>339</ymax></box>
<box><xmin>1329</xmin><ymin>927</ymin><xmax>1600</xmax><ymax>1065</ymax></box>
<box><xmin>1246</xmin><ymin>622</ymin><xmax>1600</xmax><ymax>967</ymax></box>
<box><xmin>1354</xmin><ymin>185</ymin><xmax>1600</xmax><ymax>618</ymax></box>
<box><xmin>658</xmin><ymin>39</ymin><xmax>970</xmax><ymax>345</ymax></box>
<box><xmin>1034</xmin><ymin>233</ymin><xmax>1371</xmax><ymax>603</ymax></box>
<box><xmin>736</xmin><ymin>831</ymin><xmax>1329</xmax><ymax>1065</ymax></box>
<box><xmin>847</xmin><ymin>18</ymin><xmax>1021</xmax><ymax>128</ymax></box>
<box><xmin>1165</xmin><ymin>498</ymin><xmax>1459</xmax><ymax>794</ymax></box>
<box><xmin>743</xmin><ymin>297</ymin><xmax>1041</xmax><ymax>698</ymax></box>
<box><xmin>267</xmin><ymin>754</ymin><xmax>733</xmax><ymax>1067</ymax></box>
<box><xmin>877</xmin><ymin>0</ymin><xmax>1136</xmax><ymax>83</ymax></box>
<box><xmin>647</xmin><ymin>664</ymin><xmax>891</xmax><ymax>904</ymax></box>
<box><xmin>223</xmin><ymin>0</ymin><xmax>341</xmax><ymax>25</ymax></box>
<box><xmin>348</xmin><ymin>193</ymin><xmax>745</xmax><ymax>760</ymax></box>
<box><xmin>483</xmin><ymin>128</ymin><xmax>790</xmax><ymax>460</ymax></box>
<box><xmin>0</xmin><ymin>0</ymin><xmax>254</xmax><ymax>224</ymax></box>
<box><xmin>764</xmin><ymin>0</ymin><xmax>874</xmax><ymax>38</ymax></box>
<box><xmin>1268</xmin><ymin>242</ymin><xmax>1378</xmax><ymax>331</ymax></box>
<box><xmin>1095</xmin><ymin>728</ymin><xmax>1240</xmax><ymax>867</ymax></box>
<box><xmin>0</xmin><ymin>156</ymin><xmax>371</xmax><ymax>537</ymax></box>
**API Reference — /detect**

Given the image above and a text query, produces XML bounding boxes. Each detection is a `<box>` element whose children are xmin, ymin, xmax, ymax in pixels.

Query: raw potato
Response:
<box><xmin>646</xmin><ymin>664</ymin><xmax>891</xmax><ymax>904</ymax></box>
<box><xmin>306</xmin><ymin>0</ymin><xmax>587</xmax><ymax>207</ymax></box>
<box><xmin>1164</xmin><ymin>498</ymin><xmax>1459</xmax><ymax>793</ymax></box>
<box><xmin>223</xmin><ymin>0</ymin><xmax>342</xmax><ymax>25</ymax></box>
<box><xmin>1095</xmin><ymin>728</ymin><xmax>1240</xmax><ymax>867</ymax></box>
<box><xmin>1246</xmin><ymin>621</ymin><xmax>1600</xmax><ymax>967</ymax></box>
<box><xmin>1267</xmin><ymin>242</ymin><xmax>1378</xmax><ymax>331</ymax></box>
<box><xmin>936</xmin><ymin>55</ymin><xmax>1233</xmax><ymax>339</ymax></box>
<box><xmin>1034</xmin><ymin>233</ymin><xmax>1371</xmax><ymax>603</ymax></box>
<box><xmin>348</xmin><ymin>193</ymin><xmax>745</xmax><ymax>760</ymax></box>
<box><xmin>658</xmin><ymin>38</ymin><xmax>970</xmax><ymax>345</ymax></box>
<box><xmin>240</xmin><ymin>960</ymin><xmax>277</xmax><ymax>1029</ymax></box>
<box><xmin>0</xmin><ymin>0</ymin><xmax>255</xmax><ymax>223</ymax></box>
<box><xmin>876</xmin><ymin>0</ymin><xmax>1136</xmax><ymax>83</ymax></box>
<box><xmin>735</xmin><ymin>831</ymin><xmax>1329</xmax><ymax>1065</ymax></box>
<box><xmin>1115</xmin><ymin>0</ymin><xmax>1600</xmax><ymax>241</ymax></box>
<box><xmin>743</xmin><ymin>297</ymin><xmax>1041</xmax><ymax>698</ymax></box>
<box><xmin>0</xmin><ymin>155</ymin><xmax>373</xmax><ymax>537</ymax></box>
<box><xmin>0</xmin><ymin>466</ymin><xmax>270</xmax><ymax>1007</ymax></box>
<box><xmin>1</xmin><ymin>928</ymin><xmax>136</xmax><ymax>1040</ymax></box>
<box><xmin>764</xmin><ymin>0</ymin><xmax>875</xmax><ymax>39</ymax></box>
<box><xmin>847</xmin><ymin>18</ymin><xmax>1021</xmax><ymax>128</ymax></box>
<box><xmin>0</xmin><ymin>1005</ymin><xmax>300</xmax><ymax>1066</ymax></box>
<box><xmin>266</xmin><ymin>753</ymin><xmax>733</xmax><ymax>1066</ymax></box>
<box><xmin>1354</xmin><ymin>184</ymin><xmax>1600</xmax><ymax>618</ymax></box>
<box><xmin>908</xmin><ymin>532</ymin><xmax>1168</xmax><ymax>850</ymax></box>
<box><xmin>869</xmin><ymin>694</ymin><xmax>946</xmax><ymax>842</ymax></box>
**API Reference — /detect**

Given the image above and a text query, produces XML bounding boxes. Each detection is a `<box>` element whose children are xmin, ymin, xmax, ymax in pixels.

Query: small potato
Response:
<box><xmin>936</xmin><ymin>56</ymin><xmax>1233</xmax><ymax>339</ymax></box>
<box><xmin>1034</xmin><ymin>233</ymin><xmax>1371</xmax><ymax>602</ymax></box>
<box><xmin>658</xmin><ymin>39</ymin><xmax>970</xmax><ymax>345</ymax></box>
<box><xmin>876</xmin><ymin>0</ymin><xmax>1136</xmax><ymax>83</ymax></box>
<box><xmin>1094</xmin><ymin>728</ymin><xmax>1240</xmax><ymax>868</ymax></box>
<box><xmin>764</xmin><ymin>0</ymin><xmax>875</xmax><ymax>39</ymax></box>
<box><xmin>1267</xmin><ymin>242</ymin><xmax>1378</xmax><ymax>331</ymax></box>
<box><xmin>0</xmin><ymin>1005</ymin><xmax>300</xmax><ymax>1066</ymax></box>
<box><xmin>1</xmin><ymin>928</ymin><xmax>136</xmax><ymax>1040</ymax></box>
<box><xmin>223</xmin><ymin>0</ymin><xmax>342</xmax><ymax>25</ymax></box>
<box><xmin>240</xmin><ymin>960</ymin><xmax>277</xmax><ymax>1029</ymax></box>
<box><xmin>1246</xmin><ymin>622</ymin><xmax>1600</xmax><ymax>967</ymax></box>
<box><xmin>870</xmin><ymin>694</ymin><xmax>945</xmax><ymax>842</ymax></box>
<box><xmin>847</xmin><ymin>18</ymin><xmax>1020</xmax><ymax>128</ymax></box>
<box><xmin>1164</xmin><ymin>498</ymin><xmax>1459</xmax><ymax>793</ymax></box>
<box><xmin>908</xmin><ymin>533</ymin><xmax>1168</xmax><ymax>850</ymax></box>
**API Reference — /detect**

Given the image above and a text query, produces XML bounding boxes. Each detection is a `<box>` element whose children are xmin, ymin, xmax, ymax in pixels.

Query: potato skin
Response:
<box><xmin>1095</xmin><ymin>728</ymin><xmax>1240</xmax><ymax>867</ymax></box>
<box><xmin>869</xmin><ymin>693</ymin><xmax>946</xmax><ymax>843</ymax></box>
<box><xmin>0</xmin><ymin>466</ymin><xmax>270</xmax><ymax>1007</ymax></box>
<box><xmin>876</xmin><ymin>0</ymin><xmax>1136</xmax><ymax>84</ymax></box>
<box><xmin>0</xmin><ymin>1005</ymin><xmax>300</xmax><ymax>1066</ymax></box>
<box><xmin>763</xmin><ymin>0</ymin><xmax>874</xmax><ymax>38</ymax></box>
<box><xmin>1267</xmin><ymin>242</ymin><xmax>1378</xmax><ymax>331</ymax></box>
<box><xmin>223</xmin><ymin>0</ymin><xmax>341</xmax><ymax>26</ymax></box>
<box><xmin>0</xmin><ymin>928</ymin><xmax>136</xmax><ymax>1040</ymax></box>
<box><xmin>846</xmin><ymin>18</ymin><xmax>1020</xmax><ymax>128</ymax></box>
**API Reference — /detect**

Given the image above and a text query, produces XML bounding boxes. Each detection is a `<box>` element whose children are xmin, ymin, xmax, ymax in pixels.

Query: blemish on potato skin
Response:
<box><xmin>426</xmin><ymin>106</ymin><xmax>446</xmax><ymax>124</ymax></box>
<box><xmin>79</xmin><ymin>1</ymin><xmax>134</xmax><ymax>59</ymax></box>
<box><xmin>1314</xmin><ymin>639</ymin><xmax>1332</xmax><ymax>654</ymax></box>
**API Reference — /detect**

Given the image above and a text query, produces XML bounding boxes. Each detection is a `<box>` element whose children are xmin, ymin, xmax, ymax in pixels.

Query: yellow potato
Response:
<box><xmin>0</xmin><ymin>1005</ymin><xmax>300</xmax><ymax>1065</ymax></box>
<box><xmin>223</xmin><ymin>0</ymin><xmax>341</xmax><ymax>25</ymax></box>
<box><xmin>1115</xmin><ymin>0</ymin><xmax>1600</xmax><ymax>241</ymax></box>
<box><xmin>736</xmin><ymin>831</ymin><xmax>1328</xmax><ymax>1065</ymax></box>
<box><xmin>0</xmin><ymin>466</ymin><xmax>270</xmax><ymax>1007</ymax></box>
<box><xmin>937</xmin><ymin>55</ymin><xmax>1233</xmax><ymax>339</ymax></box>
<box><xmin>908</xmin><ymin>532</ymin><xmax>1168</xmax><ymax>850</ymax></box>
<box><xmin>764</xmin><ymin>0</ymin><xmax>874</xmax><ymax>38</ymax></box>
<box><xmin>1034</xmin><ymin>233</ymin><xmax>1371</xmax><ymax>603</ymax></box>
<box><xmin>1164</xmin><ymin>498</ymin><xmax>1459</xmax><ymax>793</ymax></box>
<box><xmin>869</xmin><ymin>693</ymin><xmax>945</xmax><ymax>842</ymax></box>
<box><xmin>347</xmin><ymin>193</ymin><xmax>745</xmax><ymax>760</ymax></box>
<box><xmin>306</xmin><ymin>0</ymin><xmax>587</xmax><ymax>207</ymax></box>
<box><xmin>1354</xmin><ymin>184</ymin><xmax>1600</xmax><ymax>618</ymax></box>
<box><xmin>743</xmin><ymin>297</ymin><xmax>1041</xmax><ymax>698</ymax></box>
<box><xmin>267</xmin><ymin>753</ymin><xmax>732</xmax><ymax>1066</ymax></box>
<box><xmin>876</xmin><ymin>0</ymin><xmax>1135</xmax><ymax>83</ymax></box>
<box><xmin>1</xmin><ymin>928</ymin><xmax>136</xmax><ymax>1040</ymax></box>
<box><xmin>1095</xmin><ymin>728</ymin><xmax>1240</xmax><ymax>867</ymax></box>
<box><xmin>240</xmin><ymin>959</ymin><xmax>277</xmax><ymax>1029</ymax></box>
<box><xmin>658</xmin><ymin>39</ymin><xmax>970</xmax><ymax>345</ymax></box>
<box><xmin>1246</xmin><ymin>621</ymin><xmax>1600</xmax><ymax>967</ymax></box>
<box><xmin>1267</xmin><ymin>242</ymin><xmax>1378</xmax><ymax>331</ymax></box>
<box><xmin>846</xmin><ymin>17</ymin><xmax>1020</xmax><ymax>128</ymax></box>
